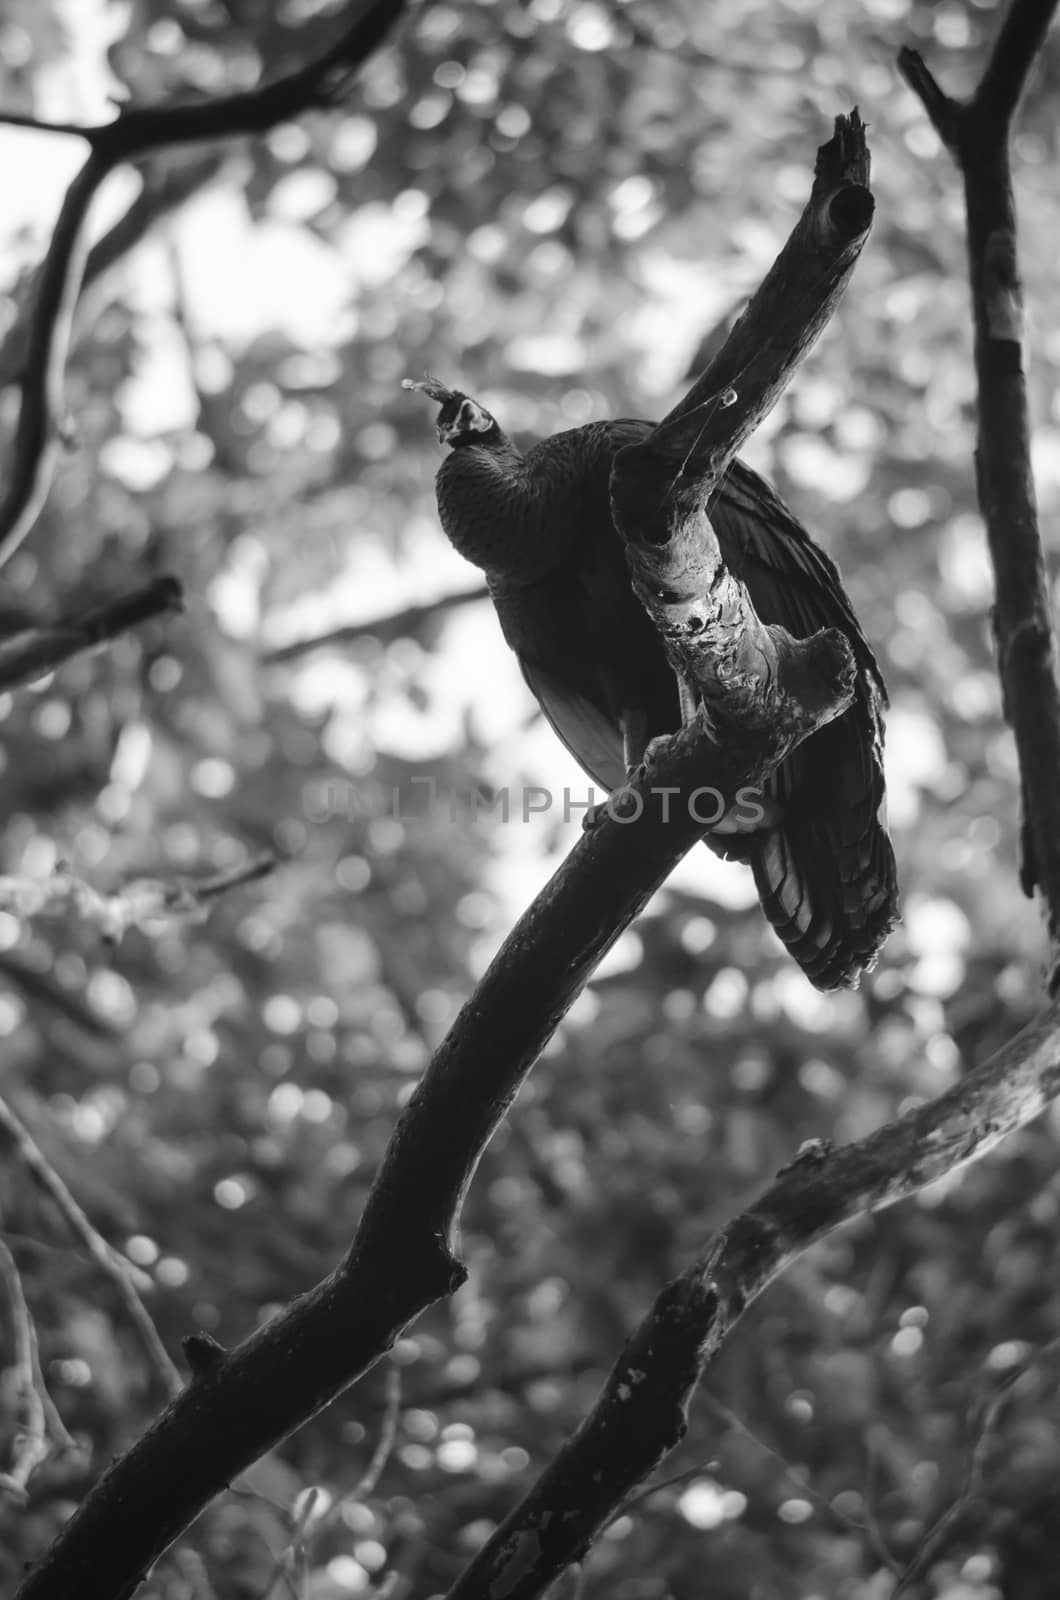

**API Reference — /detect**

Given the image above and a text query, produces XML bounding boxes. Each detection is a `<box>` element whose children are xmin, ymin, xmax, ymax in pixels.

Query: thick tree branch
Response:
<box><xmin>659</xmin><ymin>111</ymin><xmax>873</xmax><ymax>444</ymax></box>
<box><xmin>610</xmin><ymin>114</ymin><xmax>874</xmax><ymax>713</ymax></box>
<box><xmin>0</xmin><ymin>0</ymin><xmax>409</xmax><ymax>568</ymax></box>
<box><xmin>899</xmin><ymin>0</ymin><xmax>1060</xmax><ymax>975</ymax></box>
<box><xmin>448</xmin><ymin>997</ymin><xmax>1060</xmax><ymax>1599</ymax></box>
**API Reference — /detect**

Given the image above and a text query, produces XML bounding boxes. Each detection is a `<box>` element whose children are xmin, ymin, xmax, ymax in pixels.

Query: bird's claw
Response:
<box><xmin>582</xmin><ymin>799</ymin><xmax>606</xmax><ymax>832</ymax></box>
<box><xmin>582</xmin><ymin>784</ymin><xmax>641</xmax><ymax>831</ymax></box>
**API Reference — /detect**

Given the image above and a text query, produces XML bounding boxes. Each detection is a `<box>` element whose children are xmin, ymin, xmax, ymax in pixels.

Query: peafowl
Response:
<box><xmin>408</xmin><ymin>380</ymin><xmax>898</xmax><ymax>991</ymax></box>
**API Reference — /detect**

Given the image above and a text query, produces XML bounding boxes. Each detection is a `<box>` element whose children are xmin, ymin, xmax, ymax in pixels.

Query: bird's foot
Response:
<box><xmin>581</xmin><ymin>799</ymin><xmax>606</xmax><ymax>832</ymax></box>
<box><xmin>582</xmin><ymin>782</ymin><xmax>643</xmax><ymax>831</ymax></box>
<box><xmin>639</xmin><ymin>732</ymin><xmax>680</xmax><ymax>773</ymax></box>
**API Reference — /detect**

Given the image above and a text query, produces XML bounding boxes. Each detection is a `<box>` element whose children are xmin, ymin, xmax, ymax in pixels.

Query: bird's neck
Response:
<box><xmin>436</xmin><ymin>435</ymin><xmax>574</xmax><ymax>587</ymax></box>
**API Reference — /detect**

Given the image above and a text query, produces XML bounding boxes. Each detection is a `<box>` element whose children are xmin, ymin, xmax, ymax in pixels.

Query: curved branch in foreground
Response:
<box><xmin>13</xmin><ymin>677</ymin><xmax>854</xmax><ymax>1600</ymax></box>
<box><xmin>899</xmin><ymin>0</ymin><xmax>1060</xmax><ymax>972</ymax></box>
<box><xmin>0</xmin><ymin>0</ymin><xmax>409</xmax><ymax>569</ymax></box>
<box><xmin>448</xmin><ymin>996</ymin><xmax>1060</xmax><ymax>1600</ymax></box>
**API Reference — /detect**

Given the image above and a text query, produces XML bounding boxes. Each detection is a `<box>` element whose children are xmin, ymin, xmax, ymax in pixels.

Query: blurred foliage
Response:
<box><xmin>1</xmin><ymin>0</ymin><xmax>1060</xmax><ymax>1596</ymax></box>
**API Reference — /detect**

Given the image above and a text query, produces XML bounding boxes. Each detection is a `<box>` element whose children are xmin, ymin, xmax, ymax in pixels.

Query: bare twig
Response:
<box><xmin>315</xmin><ymin>1362</ymin><xmax>402</xmax><ymax>1541</ymax></box>
<box><xmin>0</xmin><ymin>577</ymin><xmax>183</xmax><ymax>692</ymax></box>
<box><xmin>179</xmin><ymin>855</ymin><xmax>276</xmax><ymax>904</ymax></box>
<box><xmin>348</xmin><ymin>1362</ymin><xmax>402</xmax><ymax>1503</ymax></box>
<box><xmin>263</xmin><ymin>587</ymin><xmax>490</xmax><ymax>663</ymax></box>
<box><xmin>892</xmin><ymin>1333</ymin><xmax>1060</xmax><ymax>1595</ymax></box>
<box><xmin>0</xmin><ymin>0</ymin><xmax>411</xmax><ymax>567</ymax></box>
<box><xmin>0</xmin><ymin>852</ymin><xmax>272</xmax><ymax>944</ymax></box>
<box><xmin>696</xmin><ymin>1391</ymin><xmax>895</xmax><ymax>1560</ymax></box>
<box><xmin>260</xmin><ymin>1487</ymin><xmax>322</xmax><ymax>1600</ymax></box>
<box><xmin>899</xmin><ymin>0</ymin><xmax>1060</xmax><ymax>977</ymax></box>
<box><xmin>861</xmin><ymin>1433</ymin><xmax>903</xmax><ymax>1576</ymax></box>
<box><xmin>0</xmin><ymin>1233</ymin><xmax>76</xmax><ymax>1495</ymax></box>
<box><xmin>0</xmin><ymin>1237</ymin><xmax>49</xmax><ymax>1499</ymax></box>
<box><xmin>0</xmin><ymin>1097</ymin><xmax>182</xmax><ymax>1400</ymax></box>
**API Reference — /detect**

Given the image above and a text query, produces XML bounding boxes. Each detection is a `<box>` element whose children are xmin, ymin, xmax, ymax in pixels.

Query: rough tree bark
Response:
<box><xmin>6</xmin><ymin>0</ymin><xmax>1060</xmax><ymax>1597</ymax></box>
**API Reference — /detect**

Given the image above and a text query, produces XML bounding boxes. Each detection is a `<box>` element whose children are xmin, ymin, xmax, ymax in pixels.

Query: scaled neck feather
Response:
<box><xmin>435</xmin><ymin>434</ymin><xmax>575</xmax><ymax>588</ymax></box>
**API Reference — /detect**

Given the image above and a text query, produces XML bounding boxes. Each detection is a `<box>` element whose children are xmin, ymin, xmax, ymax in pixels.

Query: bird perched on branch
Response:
<box><xmin>407</xmin><ymin>378</ymin><xmax>898</xmax><ymax>991</ymax></box>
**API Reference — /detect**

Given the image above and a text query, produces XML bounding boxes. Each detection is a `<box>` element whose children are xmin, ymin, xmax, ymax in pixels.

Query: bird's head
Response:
<box><xmin>403</xmin><ymin>375</ymin><xmax>500</xmax><ymax>450</ymax></box>
<box><xmin>435</xmin><ymin>394</ymin><xmax>498</xmax><ymax>448</ymax></box>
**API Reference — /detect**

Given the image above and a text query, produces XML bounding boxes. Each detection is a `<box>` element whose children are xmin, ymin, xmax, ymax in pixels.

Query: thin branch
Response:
<box><xmin>862</xmin><ymin>1432</ymin><xmax>903</xmax><ymax>1576</ymax></box>
<box><xmin>348</xmin><ymin>1362</ymin><xmax>402</xmax><ymax>1503</ymax></box>
<box><xmin>0</xmin><ymin>950</ymin><xmax>125</xmax><ymax>1039</ymax></box>
<box><xmin>895</xmin><ymin>50</ymin><xmax>959</xmax><ymax>149</ymax></box>
<box><xmin>0</xmin><ymin>1236</ymin><xmax>49</xmax><ymax>1499</ymax></box>
<box><xmin>445</xmin><ymin>998</ymin><xmax>1060</xmax><ymax>1599</ymax></box>
<box><xmin>176</xmin><ymin>855</ymin><xmax>276</xmax><ymax>905</ymax></box>
<box><xmin>0</xmin><ymin>852</ymin><xmax>272</xmax><ymax>945</ymax></box>
<box><xmin>315</xmin><ymin>1362</ymin><xmax>402</xmax><ymax>1541</ymax></box>
<box><xmin>263</xmin><ymin>587</ymin><xmax>490</xmax><ymax>663</ymax></box>
<box><xmin>0</xmin><ymin>0</ymin><xmax>411</xmax><ymax>568</ymax></box>
<box><xmin>893</xmin><ymin>1334</ymin><xmax>1060</xmax><ymax>1595</ymax></box>
<box><xmin>696</xmin><ymin>1391</ymin><xmax>892</xmax><ymax>1557</ymax></box>
<box><xmin>899</xmin><ymin>0</ymin><xmax>1060</xmax><ymax>977</ymax></box>
<box><xmin>260</xmin><ymin>1487</ymin><xmax>322</xmax><ymax>1600</ymax></box>
<box><xmin>0</xmin><ymin>1097</ymin><xmax>182</xmax><ymax>1400</ymax></box>
<box><xmin>0</xmin><ymin>1232</ymin><xmax>77</xmax><ymax>1497</ymax></box>
<box><xmin>0</xmin><ymin>576</ymin><xmax>183</xmax><ymax>692</ymax></box>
